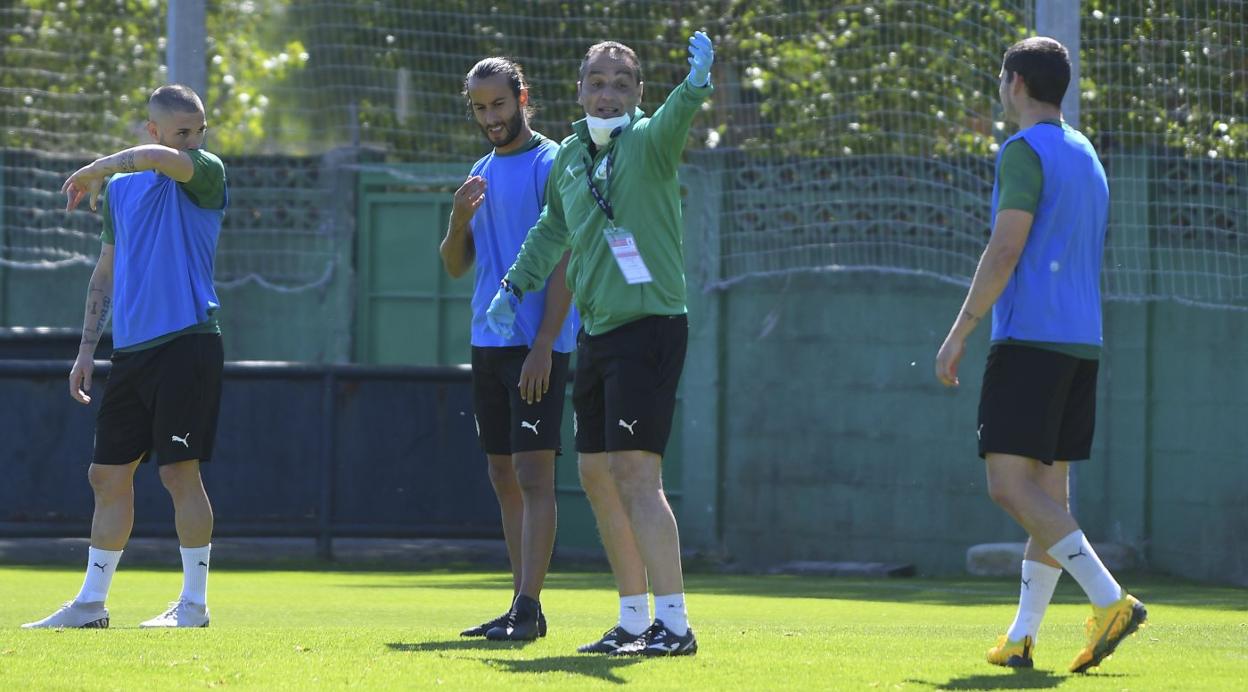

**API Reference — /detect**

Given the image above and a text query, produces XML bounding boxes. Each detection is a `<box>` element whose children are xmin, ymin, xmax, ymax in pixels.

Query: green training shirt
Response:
<box><xmin>504</xmin><ymin>79</ymin><xmax>713</xmax><ymax>335</ymax></box>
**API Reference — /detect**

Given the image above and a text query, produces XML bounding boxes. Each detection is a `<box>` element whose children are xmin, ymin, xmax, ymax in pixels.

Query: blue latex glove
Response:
<box><xmin>486</xmin><ymin>282</ymin><xmax>520</xmax><ymax>339</ymax></box>
<box><xmin>686</xmin><ymin>31</ymin><xmax>714</xmax><ymax>87</ymax></box>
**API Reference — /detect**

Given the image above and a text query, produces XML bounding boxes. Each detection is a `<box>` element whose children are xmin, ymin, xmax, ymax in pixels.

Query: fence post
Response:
<box><xmin>167</xmin><ymin>0</ymin><xmax>207</xmax><ymax>97</ymax></box>
<box><xmin>317</xmin><ymin>369</ymin><xmax>337</xmax><ymax>560</ymax></box>
<box><xmin>1035</xmin><ymin>0</ymin><xmax>1081</xmax><ymax>128</ymax></box>
<box><xmin>0</xmin><ymin>149</ymin><xmax>7</xmax><ymax>327</ymax></box>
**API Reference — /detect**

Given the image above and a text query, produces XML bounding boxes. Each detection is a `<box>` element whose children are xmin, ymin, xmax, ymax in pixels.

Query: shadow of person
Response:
<box><xmin>480</xmin><ymin>655</ymin><xmax>649</xmax><ymax>685</ymax></box>
<box><xmin>385</xmin><ymin>641</ymin><xmax>650</xmax><ymax>685</ymax></box>
<box><xmin>385</xmin><ymin>639</ymin><xmax>531</xmax><ymax>653</ymax></box>
<box><xmin>906</xmin><ymin>667</ymin><xmax>1067</xmax><ymax>690</ymax></box>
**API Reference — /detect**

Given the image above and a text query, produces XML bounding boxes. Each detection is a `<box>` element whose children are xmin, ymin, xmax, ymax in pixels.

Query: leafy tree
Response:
<box><xmin>1081</xmin><ymin>0</ymin><xmax>1246</xmax><ymax>159</ymax></box>
<box><xmin>2</xmin><ymin>1</ymin><xmax>1242</xmax><ymax>160</ymax></box>
<box><xmin>1</xmin><ymin>0</ymin><xmax>304</xmax><ymax>156</ymax></box>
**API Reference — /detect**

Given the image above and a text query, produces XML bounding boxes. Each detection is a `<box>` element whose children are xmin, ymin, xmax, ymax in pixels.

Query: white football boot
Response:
<box><xmin>22</xmin><ymin>600</ymin><xmax>110</xmax><ymax>629</ymax></box>
<box><xmin>139</xmin><ymin>599</ymin><xmax>210</xmax><ymax>628</ymax></box>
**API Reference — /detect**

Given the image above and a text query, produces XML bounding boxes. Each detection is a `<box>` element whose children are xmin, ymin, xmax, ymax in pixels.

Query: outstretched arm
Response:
<box><xmin>62</xmin><ymin>145</ymin><xmax>196</xmax><ymax>211</ymax></box>
<box><xmin>644</xmin><ymin>31</ymin><xmax>715</xmax><ymax>175</ymax></box>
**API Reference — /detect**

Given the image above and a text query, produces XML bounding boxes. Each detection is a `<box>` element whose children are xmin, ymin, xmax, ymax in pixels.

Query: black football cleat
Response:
<box><xmin>611</xmin><ymin>619</ymin><xmax>698</xmax><ymax>657</ymax></box>
<box><xmin>486</xmin><ymin>595</ymin><xmax>544</xmax><ymax>641</ymax></box>
<box><xmin>576</xmin><ymin>625</ymin><xmax>644</xmax><ymax>654</ymax></box>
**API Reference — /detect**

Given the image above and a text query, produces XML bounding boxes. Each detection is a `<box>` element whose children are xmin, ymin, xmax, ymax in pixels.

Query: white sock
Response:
<box><xmin>76</xmin><ymin>546</ymin><xmax>123</xmax><ymax>603</ymax></box>
<box><xmin>654</xmin><ymin>592</ymin><xmax>689</xmax><ymax>636</ymax></box>
<box><xmin>1047</xmin><ymin>530</ymin><xmax>1122</xmax><ymax>607</ymax></box>
<box><xmin>1005</xmin><ymin>560</ymin><xmax>1062</xmax><ymax>643</ymax></box>
<box><xmin>179</xmin><ymin>544</ymin><xmax>211</xmax><ymax>605</ymax></box>
<box><xmin>618</xmin><ymin>593</ymin><xmax>650</xmax><ymax>635</ymax></box>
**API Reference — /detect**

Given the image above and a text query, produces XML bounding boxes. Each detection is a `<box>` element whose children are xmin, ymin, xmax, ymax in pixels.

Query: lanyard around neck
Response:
<box><xmin>584</xmin><ymin>150</ymin><xmax>615</xmax><ymax>223</ymax></box>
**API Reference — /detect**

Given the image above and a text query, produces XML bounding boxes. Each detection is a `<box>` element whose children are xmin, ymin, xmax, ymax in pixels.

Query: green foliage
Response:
<box><xmin>275</xmin><ymin>0</ymin><xmax>702</xmax><ymax>161</ymax></box>
<box><xmin>244</xmin><ymin>0</ymin><xmax>1248</xmax><ymax>161</ymax></box>
<box><xmin>0</xmin><ymin>0</ymin><xmax>304</xmax><ymax>155</ymax></box>
<box><xmin>1081</xmin><ymin>0</ymin><xmax>1246</xmax><ymax>159</ymax></box>
<box><xmin>1</xmin><ymin>0</ymin><xmax>163</xmax><ymax>153</ymax></box>
<box><xmin>731</xmin><ymin>1</ymin><xmax>1026</xmax><ymax>157</ymax></box>
<box><xmin>1</xmin><ymin>1</ymin><xmax>1243</xmax><ymax>159</ymax></box>
<box><xmin>203</xmin><ymin>2</ymin><xmax>307</xmax><ymax>154</ymax></box>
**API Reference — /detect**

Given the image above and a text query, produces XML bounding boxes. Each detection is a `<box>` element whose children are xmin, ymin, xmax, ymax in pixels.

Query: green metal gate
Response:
<box><xmin>356</xmin><ymin>165</ymin><xmax>474</xmax><ymax>365</ymax></box>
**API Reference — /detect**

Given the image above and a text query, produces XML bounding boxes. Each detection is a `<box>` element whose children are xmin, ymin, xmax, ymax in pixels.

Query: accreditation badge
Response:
<box><xmin>603</xmin><ymin>228</ymin><xmax>653</xmax><ymax>284</ymax></box>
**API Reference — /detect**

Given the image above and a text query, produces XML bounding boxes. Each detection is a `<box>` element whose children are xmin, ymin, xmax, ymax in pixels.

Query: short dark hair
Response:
<box><xmin>1002</xmin><ymin>37</ymin><xmax>1070</xmax><ymax>107</ymax></box>
<box><xmin>463</xmin><ymin>57</ymin><xmax>534</xmax><ymax>120</ymax></box>
<box><xmin>579</xmin><ymin>41</ymin><xmax>642</xmax><ymax>84</ymax></box>
<box><xmin>148</xmin><ymin>84</ymin><xmax>204</xmax><ymax>115</ymax></box>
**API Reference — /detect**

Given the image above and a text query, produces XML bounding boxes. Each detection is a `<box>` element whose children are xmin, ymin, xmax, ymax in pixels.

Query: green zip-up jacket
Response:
<box><xmin>504</xmin><ymin>79</ymin><xmax>713</xmax><ymax>335</ymax></box>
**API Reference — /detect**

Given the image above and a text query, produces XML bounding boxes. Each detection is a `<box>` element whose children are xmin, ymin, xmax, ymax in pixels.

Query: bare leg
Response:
<box><xmin>1023</xmin><ymin>461</ymin><xmax>1070</xmax><ymax>567</ymax></box>
<box><xmin>578</xmin><ymin>452</ymin><xmax>648</xmax><ymax>596</ymax></box>
<box><xmin>607</xmin><ymin>450</ymin><xmax>683</xmax><ymax>597</ymax></box>
<box><xmin>486</xmin><ymin>454</ymin><xmax>524</xmax><ymax>594</ymax></box>
<box><xmin>985</xmin><ymin>453</ymin><xmax>1079</xmax><ymax>549</ymax></box>
<box><xmin>512</xmin><ymin>450</ymin><xmax>557</xmax><ymax>599</ymax></box>
<box><xmin>159</xmin><ymin>460</ymin><xmax>213</xmax><ymax>548</ymax></box>
<box><xmin>88</xmin><ymin>457</ymin><xmax>142</xmax><ymax>550</ymax></box>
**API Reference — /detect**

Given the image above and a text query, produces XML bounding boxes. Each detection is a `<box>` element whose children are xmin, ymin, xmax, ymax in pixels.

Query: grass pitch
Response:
<box><xmin>1</xmin><ymin>566</ymin><xmax>1244</xmax><ymax>690</ymax></box>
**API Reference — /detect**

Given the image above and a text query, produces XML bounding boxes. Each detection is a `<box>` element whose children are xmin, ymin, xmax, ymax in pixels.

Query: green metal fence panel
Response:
<box><xmin>356</xmin><ymin>166</ymin><xmax>472</xmax><ymax>365</ymax></box>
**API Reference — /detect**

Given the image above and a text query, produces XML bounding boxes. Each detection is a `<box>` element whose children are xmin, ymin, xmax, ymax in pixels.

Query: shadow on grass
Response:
<box><xmin>909</xmin><ymin>670</ymin><xmax>1132</xmax><ymax>690</ymax></box>
<box><xmin>385</xmin><ymin>639</ymin><xmax>530</xmax><ymax>653</ymax></box>
<box><xmin>384</xmin><ymin>641</ymin><xmax>646</xmax><ymax>684</ymax></box>
<box><xmin>906</xmin><ymin>668</ymin><xmax>1065</xmax><ymax>689</ymax></box>
<box><xmin>479</xmin><ymin>655</ymin><xmax>647</xmax><ymax>684</ymax></box>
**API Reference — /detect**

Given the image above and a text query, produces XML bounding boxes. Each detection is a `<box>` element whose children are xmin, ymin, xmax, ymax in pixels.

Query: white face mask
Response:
<box><xmin>585</xmin><ymin>113</ymin><xmax>631</xmax><ymax>146</ymax></box>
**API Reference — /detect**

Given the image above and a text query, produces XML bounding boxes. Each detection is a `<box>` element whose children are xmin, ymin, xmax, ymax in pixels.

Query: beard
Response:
<box><xmin>478</xmin><ymin>108</ymin><xmax>525</xmax><ymax>149</ymax></box>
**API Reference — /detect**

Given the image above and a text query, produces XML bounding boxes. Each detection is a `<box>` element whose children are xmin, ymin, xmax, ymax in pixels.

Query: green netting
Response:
<box><xmin>1</xmin><ymin>1</ymin><xmax>1243</xmax><ymax>305</ymax></box>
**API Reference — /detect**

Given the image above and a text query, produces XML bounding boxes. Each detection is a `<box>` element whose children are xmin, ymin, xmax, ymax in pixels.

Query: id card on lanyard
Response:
<box><xmin>586</xmin><ymin>150</ymin><xmax>653</xmax><ymax>284</ymax></box>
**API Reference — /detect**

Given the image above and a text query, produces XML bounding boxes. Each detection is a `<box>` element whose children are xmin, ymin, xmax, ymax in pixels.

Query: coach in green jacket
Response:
<box><xmin>486</xmin><ymin>32</ymin><xmax>713</xmax><ymax>657</ymax></box>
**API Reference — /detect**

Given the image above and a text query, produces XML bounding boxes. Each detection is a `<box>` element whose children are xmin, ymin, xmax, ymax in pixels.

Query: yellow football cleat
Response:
<box><xmin>987</xmin><ymin>634</ymin><xmax>1034</xmax><ymax>668</ymax></box>
<box><xmin>1069</xmin><ymin>593</ymin><xmax>1148</xmax><ymax>673</ymax></box>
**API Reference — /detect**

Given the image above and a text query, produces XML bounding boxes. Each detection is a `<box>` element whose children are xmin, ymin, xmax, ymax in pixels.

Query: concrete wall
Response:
<box><xmin>712</xmin><ymin>273</ymin><xmax>999</xmax><ymax>574</ymax></box>
<box><xmin>698</xmin><ymin>271</ymin><xmax>1248</xmax><ymax>584</ymax></box>
<box><xmin>214</xmin><ymin>270</ymin><xmax>353</xmax><ymax>362</ymax></box>
<box><xmin>1134</xmin><ymin>303</ymin><xmax>1248</xmax><ymax>584</ymax></box>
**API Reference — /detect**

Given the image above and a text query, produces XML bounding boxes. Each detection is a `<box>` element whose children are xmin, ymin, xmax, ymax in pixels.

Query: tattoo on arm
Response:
<box><xmin>962</xmin><ymin>309</ymin><xmax>981</xmax><ymax>324</ymax></box>
<box><xmin>118</xmin><ymin>150</ymin><xmax>137</xmax><ymax>173</ymax></box>
<box><xmin>96</xmin><ymin>296</ymin><xmax>111</xmax><ymax>335</ymax></box>
<box><xmin>81</xmin><ymin>289</ymin><xmax>110</xmax><ymax>347</ymax></box>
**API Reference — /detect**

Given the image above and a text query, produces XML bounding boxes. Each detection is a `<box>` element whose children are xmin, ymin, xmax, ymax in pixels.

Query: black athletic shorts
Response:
<box><xmin>977</xmin><ymin>343</ymin><xmax>1098</xmax><ymax>464</ymax></box>
<box><xmin>471</xmin><ymin>346</ymin><xmax>571</xmax><ymax>455</ymax></box>
<box><xmin>94</xmin><ymin>333</ymin><xmax>224</xmax><ymax>466</ymax></box>
<box><xmin>574</xmin><ymin>314</ymin><xmax>688</xmax><ymax>456</ymax></box>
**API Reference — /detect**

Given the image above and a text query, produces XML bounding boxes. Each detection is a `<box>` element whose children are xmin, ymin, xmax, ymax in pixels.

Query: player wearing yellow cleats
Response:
<box><xmin>1069</xmin><ymin>593</ymin><xmax>1148</xmax><ymax>673</ymax></box>
<box><xmin>987</xmin><ymin>634</ymin><xmax>1034</xmax><ymax>668</ymax></box>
